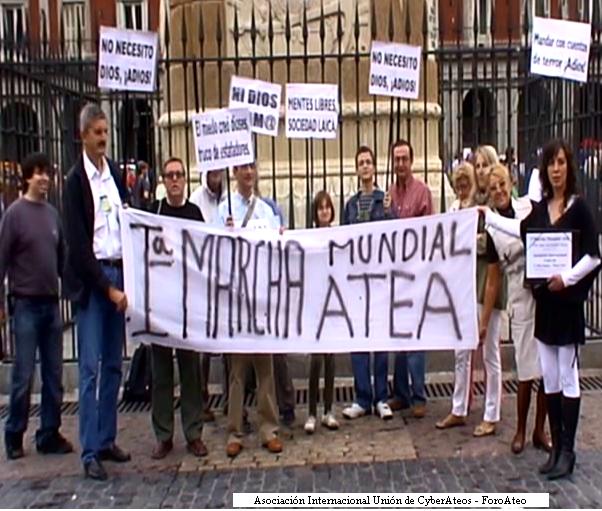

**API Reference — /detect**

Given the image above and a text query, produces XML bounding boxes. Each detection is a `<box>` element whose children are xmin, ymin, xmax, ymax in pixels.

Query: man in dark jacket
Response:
<box><xmin>63</xmin><ymin>103</ymin><xmax>130</xmax><ymax>481</ymax></box>
<box><xmin>341</xmin><ymin>146</ymin><xmax>396</xmax><ymax>421</ymax></box>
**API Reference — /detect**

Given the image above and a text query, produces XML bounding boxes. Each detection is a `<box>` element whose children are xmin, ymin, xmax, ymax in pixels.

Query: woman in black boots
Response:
<box><xmin>483</xmin><ymin>139</ymin><xmax>600</xmax><ymax>479</ymax></box>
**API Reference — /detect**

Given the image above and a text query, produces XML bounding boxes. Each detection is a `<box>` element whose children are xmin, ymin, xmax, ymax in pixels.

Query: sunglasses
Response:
<box><xmin>163</xmin><ymin>171</ymin><xmax>185</xmax><ymax>180</ymax></box>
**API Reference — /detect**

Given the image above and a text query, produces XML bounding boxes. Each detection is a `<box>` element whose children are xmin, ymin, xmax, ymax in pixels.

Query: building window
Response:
<box><xmin>62</xmin><ymin>1</ymin><xmax>87</xmax><ymax>56</ymax></box>
<box><xmin>1</xmin><ymin>2</ymin><xmax>26</xmax><ymax>47</ymax></box>
<box><xmin>535</xmin><ymin>0</ymin><xmax>550</xmax><ymax>17</ymax></box>
<box><xmin>478</xmin><ymin>0</ymin><xmax>489</xmax><ymax>35</ymax></box>
<box><xmin>118</xmin><ymin>0</ymin><xmax>147</xmax><ymax>31</ymax></box>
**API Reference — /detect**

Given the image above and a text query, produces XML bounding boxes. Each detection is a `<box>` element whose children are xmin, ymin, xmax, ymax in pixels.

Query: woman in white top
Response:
<box><xmin>485</xmin><ymin>164</ymin><xmax>550</xmax><ymax>454</ymax></box>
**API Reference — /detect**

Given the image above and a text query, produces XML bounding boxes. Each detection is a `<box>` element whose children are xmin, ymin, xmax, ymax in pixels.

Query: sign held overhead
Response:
<box><xmin>530</xmin><ymin>16</ymin><xmax>591</xmax><ymax>83</ymax></box>
<box><xmin>229</xmin><ymin>76</ymin><xmax>282</xmax><ymax>137</ymax></box>
<box><xmin>97</xmin><ymin>26</ymin><xmax>158</xmax><ymax>92</ymax></box>
<box><xmin>369</xmin><ymin>40</ymin><xmax>422</xmax><ymax>99</ymax></box>
<box><xmin>191</xmin><ymin>108</ymin><xmax>254</xmax><ymax>173</ymax></box>
<box><xmin>285</xmin><ymin>83</ymin><xmax>339</xmax><ymax>139</ymax></box>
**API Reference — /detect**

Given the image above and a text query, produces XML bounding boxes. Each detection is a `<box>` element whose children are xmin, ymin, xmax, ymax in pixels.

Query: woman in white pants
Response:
<box><xmin>436</xmin><ymin>162</ymin><xmax>504</xmax><ymax>437</ymax></box>
<box><xmin>486</xmin><ymin>164</ymin><xmax>550</xmax><ymax>454</ymax></box>
<box><xmin>484</xmin><ymin>139</ymin><xmax>600</xmax><ymax>480</ymax></box>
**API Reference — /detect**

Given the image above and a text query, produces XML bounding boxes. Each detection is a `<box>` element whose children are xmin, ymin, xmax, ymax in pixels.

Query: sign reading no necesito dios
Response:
<box><xmin>97</xmin><ymin>26</ymin><xmax>158</xmax><ymax>92</ymax></box>
<box><xmin>369</xmin><ymin>40</ymin><xmax>422</xmax><ymax>99</ymax></box>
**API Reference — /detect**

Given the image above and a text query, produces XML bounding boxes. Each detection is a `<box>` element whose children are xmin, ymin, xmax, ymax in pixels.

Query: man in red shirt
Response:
<box><xmin>387</xmin><ymin>140</ymin><xmax>433</xmax><ymax>418</ymax></box>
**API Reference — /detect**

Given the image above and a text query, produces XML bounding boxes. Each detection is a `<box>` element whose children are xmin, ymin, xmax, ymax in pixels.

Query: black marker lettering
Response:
<box><xmin>316</xmin><ymin>275</ymin><xmax>353</xmax><ymax>340</ymax></box>
<box><xmin>389</xmin><ymin>270</ymin><xmax>415</xmax><ymax>338</ymax></box>
<box><xmin>402</xmin><ymin>228</ymin><xmax>418</xmax><ymax>261</ymax></box>
<box><xmin>329</xmin><ymin>238</ymin><xmax>354</xmax><ymax>266</ymax></box>
<box><xmin>347</xmin><ymin>273</ymin><xmax>386</xmax><ymax>337</ymax></box>
<box><xmin>252</xmin><ymin>240</ymin><xmax>266</xmax><ymax>335</ymax></box>
<box><xmin>378</xmin><ymin>231</ymin><xmax>397</xmax><ymax>264</ymax></box>
<box><xmin>357</xmin><ymin>234</ymin><xmax>372</xmax><ymax>264</ymax></box>
<box><xmin>266</xmin><ymin>240</ymin><xmax>283</xmax><ymax>336</ymax></box>
<box><xmin>450</xmin><ymin>221</ymin><xmax>472</xmax><ymax>256</ymax></box>
<box><xmin>237</xmin><ymin>236</ymin><xmax>252</xmax><ymax>333</ymax></box>
<box><xmin>428</xmin><ymin>222</ymin><xmax>446</xmax><ymax>261</ymax></box>
<box><xmin>213</xmin><ymin>235</ymin><xmax>236</xmax><ymax>338</ymax></box>
<box><xmin>417</xmin><ymin>272</ymin><xmax>462</xmax><ymax>340</ymax></box>
<box><xmin>284</xmin><ymin>240</ymin><xmax>305</xmax><ymax>338</ymax></box>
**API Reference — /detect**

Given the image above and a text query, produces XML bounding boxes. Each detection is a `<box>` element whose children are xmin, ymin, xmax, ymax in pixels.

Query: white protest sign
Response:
<box><xmin>229</xmin><ymin>76</ymin><xmax>282</xmax><ymax>137</ymax></box>
<box><xmin>369</xmin><ymin>40</ymin><xmax>421</xmax><ymax>99</ymax></box>
<box><xmin>285</xmin><ymin>83</ymin><xmax>339</xmax><ymax>139</ymax></box>
<box><xmin>530</xmin><ymin>16</ymin><xmax>591</xmax><ymax>83</ymax></box>
<box><xmin>191</xmin><ymin>108</ymin><xmax>254</xmax><ymax>173</ymax></box>
<box><xmin>97</xmin><ymin>26</ymin><xmax>158</xmax><ymax>92</ymax></box>
<box><xmin>121</xmin><ymin>208</ymin><xmax>478</xmax><ymax>353</ymax></box>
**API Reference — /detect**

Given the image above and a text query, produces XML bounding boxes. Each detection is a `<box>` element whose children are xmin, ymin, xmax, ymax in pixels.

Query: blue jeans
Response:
<box><xmin>351</xmin><ymin>352</ymin><xmax>389</xmax><ymax>411</ymax></box>
<box><xmin>393</xmin><ymin>351</ymin><xmax>426</xmax><ymax>406</ymax></box>
<box><xmin>77</xmin><ymin>266</ymin><xmax>124</xmax><ymax>463</ymax></box>
<box><xmin>5</xmin><ymin>298</ymin><xmax>63</xmax><ymax>445</ymax></box>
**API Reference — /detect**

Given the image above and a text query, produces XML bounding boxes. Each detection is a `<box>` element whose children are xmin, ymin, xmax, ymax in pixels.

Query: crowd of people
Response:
<box><xmin>1</xmin><ymin>103</ymin><xmax>599</xmax><ymax>485</ymax></box>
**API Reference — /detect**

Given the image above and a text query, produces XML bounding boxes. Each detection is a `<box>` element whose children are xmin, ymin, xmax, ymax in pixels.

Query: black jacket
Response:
<box><xmin>62</xmin><ymin>155</ymin><xmax>127</xmax><ymax>307</ymax></box>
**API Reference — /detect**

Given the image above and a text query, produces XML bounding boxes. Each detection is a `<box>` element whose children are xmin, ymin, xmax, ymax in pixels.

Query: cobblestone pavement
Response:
<box><xmin>1</xmin><ymin>379</ymin><xmax>602</xmax><ymax>508</ymax></box>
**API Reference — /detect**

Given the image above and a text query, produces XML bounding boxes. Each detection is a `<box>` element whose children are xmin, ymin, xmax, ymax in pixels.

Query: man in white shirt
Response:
<box><xmin>217</xmin><ymin>162</ymin><xmax>283</xmax><ymax>458</ymax></box>
<box><xmin>63</xmin><ymin>104</ymin><xmax>130</xmax><ymax>481</ymax></box>
<box><xmin>190</xmin><ymin>169</ymin><xmax>226</xmax><ymax>224</ymax></box>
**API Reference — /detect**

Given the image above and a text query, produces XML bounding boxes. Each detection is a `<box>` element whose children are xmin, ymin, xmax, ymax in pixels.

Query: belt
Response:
<box><xmin>99</xmin><ymin>259</ymin><xmax>123</xmax><ymax>268</ymax></box>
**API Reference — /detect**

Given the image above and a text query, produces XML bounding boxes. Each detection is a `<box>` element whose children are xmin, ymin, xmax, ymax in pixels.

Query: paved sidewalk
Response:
<box><xmin>1</xmin><ymin>379</ymin><xmax>602</xmax><ymax>507</ymax></box>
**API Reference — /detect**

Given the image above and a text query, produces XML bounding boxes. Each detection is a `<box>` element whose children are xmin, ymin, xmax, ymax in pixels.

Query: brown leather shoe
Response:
<box><xmin>435</xmin><ymin>413</ymin><xmax>466</xmax><ymax>430</ymax></box>
<box><xmin>202</xmin><ymin>408</ymin><xmax>216</xmax><ymax>422</ymax></box>
<box><xmin>187</xmin><ymin>438</ymin><xmax>208</xmax><ymax>458</ymax></box>
<box><xmin>226</xmin><ymin>442</ymin><xmax>243</xmax><ymax>458</ymax></box>
<box><xmin>412</xmin><ymin>404</ymin><xmax>426</xmax><ymax>419</ymax></box>
<box><xmin>151</xmin><ymin>439</ymin><xmax>173</xmax><ymax>460</ymax></box>
<box><xmin>262</xmin><ymin>437</ymin><xmax>283</xmax><ymax>454</ymax></box>
<box><xmin>387</xmin><ymin>397</ymin><xmax>406</xmax><ymax>412</ymax></box>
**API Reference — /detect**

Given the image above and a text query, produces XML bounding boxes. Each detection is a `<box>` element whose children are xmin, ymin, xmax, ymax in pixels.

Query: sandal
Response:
<box><xmin>435</xmin><ymin>413</ymin><xmax>466</xmax><ymax>429</ymax></box>
<box><xmin>473</xmin><ymin>421</ymin><xmax>496</xmax><ymax>437</ymax></box>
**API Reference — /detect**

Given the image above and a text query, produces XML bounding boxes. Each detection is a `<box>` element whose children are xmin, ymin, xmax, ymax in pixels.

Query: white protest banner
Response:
<box><xmin>285</xmin><ymin>83</ymin><xmax>339</xmax><ymax>139</ymax></box>
<box><xmin>530</xmin><ymin>16</ymin><xmax>591</xmax><ymax>83</ymax></box>
<box><xmin>229</xmin><ymin>76</ymin><xmax>282</xmax><ymax>137</ymax></box>
<box><xmin>97</xmin><ymin>26</ymin><xmax>158</xmax><ymax>92</ymax></box>
<box><xmin>191</xmin><ymin>108</ymin><xmax>254</xmax><ymax>173</ymax></box>
<box><xmin>121</xmin><ymin>208</ymin><xmax>478</xmax><ymax>353</ymax></box>
<box><xmin>369</xmin><ymin>40</ymin><xmax>421</xmax><ymax>99</ymax></box>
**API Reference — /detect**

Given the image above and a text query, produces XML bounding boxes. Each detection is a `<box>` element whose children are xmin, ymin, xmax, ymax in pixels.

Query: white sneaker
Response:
<box><xmin>342</xmin><ymin>403</ymin><xmax>367</xmax><ymax>420</ymax></box>
<box><xmin>321</xmin><ymin>412</ymin><xmax>340</xmax><ymax>430</ymax></box>
<box><xmin>304</xmin><ymin>415</ymin><xmax>317</xmax><ymax>434</ymax></box>
<box><xmin>376</xmin><ymin>401</ymin><xmax>393</xmax><ymax>420</ymax></box>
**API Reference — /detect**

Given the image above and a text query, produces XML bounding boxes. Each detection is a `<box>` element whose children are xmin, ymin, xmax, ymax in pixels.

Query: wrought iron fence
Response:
<box><xmin>0</xmin><ymin>0</ymin><xmax>601</xmax><ymax>361</ymax></box>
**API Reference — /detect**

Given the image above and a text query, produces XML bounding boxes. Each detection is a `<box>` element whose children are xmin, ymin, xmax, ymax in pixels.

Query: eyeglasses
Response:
<box><xmin>163</xmin><ymin>171</ymin><xmax>185</xmax><ymax>181</ymax></box>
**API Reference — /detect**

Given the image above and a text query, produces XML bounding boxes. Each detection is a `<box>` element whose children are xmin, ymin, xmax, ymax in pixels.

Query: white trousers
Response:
<box><xmin>451</xmin><ymin>306</ymin><xmax>502</xmax><ymax>422</ymax></box>
<box><xmin>537</xmin><ymin>340</ymin><xmax>580</xmax><ymax>398</ymax></box>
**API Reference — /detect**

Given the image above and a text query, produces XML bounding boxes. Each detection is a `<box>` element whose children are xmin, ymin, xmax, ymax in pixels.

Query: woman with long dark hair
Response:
<box><xmin>483</xmin><ymin>139</ymin><xmax>600</xmax><ymax>479</ymax></box>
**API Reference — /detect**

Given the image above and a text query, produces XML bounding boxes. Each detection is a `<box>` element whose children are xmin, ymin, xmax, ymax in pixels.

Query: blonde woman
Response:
<box><xmin>486</xmin><ymin>164</ymin><xmax>550</xmax><ymax>454</ymax></box>
<box><xmin>436</xmin><ymin>160</ymin><xmax>504</xmax><ymax>437</ymax></box>
<box><xmin>473</xmin><ymin>145</ymin><xmax>499</xmax><ymax>205</ymax></box>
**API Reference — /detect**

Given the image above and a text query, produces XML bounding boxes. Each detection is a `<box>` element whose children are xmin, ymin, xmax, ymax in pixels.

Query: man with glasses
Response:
<box><xmin>148</xmin><ymin>157</ymin><xmax>208</xmax><ymax>460</ymax></box>
<box><xmin>387</xmin><ymin>139</ymin><xmax>433</xmax><ymax>420</ymax></box>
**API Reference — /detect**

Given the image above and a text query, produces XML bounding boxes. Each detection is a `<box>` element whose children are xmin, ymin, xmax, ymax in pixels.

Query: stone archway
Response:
<box><xmin>462</xmin><ymin>87</ymin><xmax>495</xmax><ymax>150</ymax></box>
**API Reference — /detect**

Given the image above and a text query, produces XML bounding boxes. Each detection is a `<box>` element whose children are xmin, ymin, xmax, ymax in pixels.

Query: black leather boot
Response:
<box><xmin>547</xmin><ymin>396</ymin><xmax>580</xmax><ymax>480</ymax></box>
<box><xmin>539</xmin><ymin>392</ymin><xmax>562</xmax><ymax>474</ymax></box>
<box><xmin>4</xmin><ymin>431</ymin><xmax>24</xmax><ymax>460</ymax></box>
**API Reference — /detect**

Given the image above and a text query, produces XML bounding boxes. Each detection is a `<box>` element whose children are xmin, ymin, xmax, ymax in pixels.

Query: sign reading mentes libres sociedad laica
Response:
<box><xmin>369</xmin><ymin>40</ymin><xmax>422</xmax><ymax>99</ymax></box>
<box><xmin>97</xmin><ymin>26</ymin><xmax>159</xmax><ymax>92</ymax></box>
<box><xmin>229</xmin><ymin>76</ymin><xmax>282</xmax><ymax>137</ymax></box>
<box><xmin>285</xmin><ymin>83</ymin><xmax>339</xmax><ymax>139</ymax></box>
<box><xmin>191</xmin><ymin>108</ymin><xmax>254</xmax><ymax>173</ymax></box>
<box><xmin>530</xmin><ymin>16</ymin><xmax>591</xmax><ymax>83</ymax></box>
